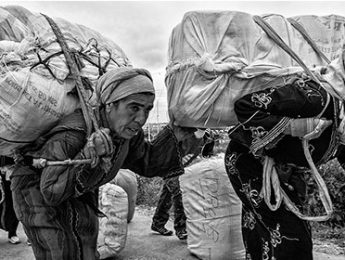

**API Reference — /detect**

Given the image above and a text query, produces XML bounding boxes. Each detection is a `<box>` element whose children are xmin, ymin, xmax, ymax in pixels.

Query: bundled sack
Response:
<box><xmin>180</xmin><ymin>155</ymin><xmax>245</xmax><ymax>260</ymax></box>
<box><xmin>0</xmin><ymin>5</ymin><xmax>131</xmax><ymax>155</ymax></box>
<box><xmin>165</xmin><ymin>11</ymin><xmax>345</xmax><ymax>128</ymax></box>
<box><xmin>112</xmin><ymin>169</ymin><xmax>138</xmax><ymax>223</ymax></box>
<box><xmin>98</xmin><ymin>183</ymin><xmax>128</xmax><ymax>259</ymax></box>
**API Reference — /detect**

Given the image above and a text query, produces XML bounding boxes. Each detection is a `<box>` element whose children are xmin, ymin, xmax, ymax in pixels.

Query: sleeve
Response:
<box><xmin>233</xmin><ymin>80</ymin><xmax>328</xmax><ymax>152</ymax></box>
<box><xmin>122</xmin><ymin>125</ymin><xmax>198</xmax><ymax>179</ymax></box>
<box><xmin>235</xmin><ymin>81</ymin><xmax>326</xmax><ymax>129</ymax></box>
<box><xmin>37</xmin><ymin>129</ymin><xmax>88</xmax><ymax>206</ymax></box>
<box><xmin>38</xmin><ymin>129</ymin><xmax>114</xmax><ymax>205</ymax></box>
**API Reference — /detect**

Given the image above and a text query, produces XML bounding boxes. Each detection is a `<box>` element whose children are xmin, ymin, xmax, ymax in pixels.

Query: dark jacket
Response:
<box><xmin>10</xmin><ymin>109</ymin><xmax>184</xmax><ymax>260</ymax></box>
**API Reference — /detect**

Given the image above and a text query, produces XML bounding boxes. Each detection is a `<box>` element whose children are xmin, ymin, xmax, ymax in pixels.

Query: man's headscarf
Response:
<box><xmin>95</xmin><ymin>67</ymin><xmax>155</xmax><ymax>106</ymax></box>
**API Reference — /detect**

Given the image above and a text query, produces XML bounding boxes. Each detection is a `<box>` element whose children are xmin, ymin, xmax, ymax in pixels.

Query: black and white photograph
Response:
<box><xmin>0</xmin><ymin>1</ymin><xmax>344</xmax><ymax>259</ymax></box>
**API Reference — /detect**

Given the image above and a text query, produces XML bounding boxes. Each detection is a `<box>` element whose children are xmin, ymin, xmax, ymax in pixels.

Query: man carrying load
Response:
<box><xmin>10</xmin><ymin>67</ymin><xmax>202</xmax><ymax>260</ymax></box>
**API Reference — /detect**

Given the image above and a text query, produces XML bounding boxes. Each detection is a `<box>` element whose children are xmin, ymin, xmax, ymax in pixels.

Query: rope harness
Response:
<box><xmin>31</xmin><ymin>14</ymin><xmax>114</xmax><ymax>168</ymax></box>
<box><xmin>253</xmin><ymin>15</ymin><xmax>334</xmax><ymax>221</ymax></box>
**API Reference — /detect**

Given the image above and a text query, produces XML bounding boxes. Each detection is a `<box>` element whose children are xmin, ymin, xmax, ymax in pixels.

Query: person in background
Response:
<box><xmin>0</xmin><ymin>156</ymin><xmax>20</xmax><ymax>244</ymax></box>
<box><xmin>10</xmin><ymin>67</ymin><xmax>200</xmax><ymax>260</ymax></box>
<box><xmin>151</xmin><ymin>129</ymin><xmax>215</xmax><ymax>240</ymax></box>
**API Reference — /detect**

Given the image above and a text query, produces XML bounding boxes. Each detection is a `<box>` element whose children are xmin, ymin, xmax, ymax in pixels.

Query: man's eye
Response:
<box><xmin>130</xmin><ymin>106</ymin><xmax>140</xmax><ymax>112</ymax></box>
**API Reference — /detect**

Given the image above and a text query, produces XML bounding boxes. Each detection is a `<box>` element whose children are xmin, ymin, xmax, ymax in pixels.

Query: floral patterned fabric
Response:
<box><xmin>225</xmin><ymin>76</ymin><xmax>345</xmax><ymax>259</ymax></box>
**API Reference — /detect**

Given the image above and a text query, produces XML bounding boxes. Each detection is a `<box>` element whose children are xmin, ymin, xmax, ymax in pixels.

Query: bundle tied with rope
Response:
<box><xmin>32</xmin><ymin>14</ymin><xmax>114</xmax><ymax>170</ymax></box>
<box><xmin>32</xmin><ymin>15</ymin><xmax>156</xmax><ymax>170</ymax></box>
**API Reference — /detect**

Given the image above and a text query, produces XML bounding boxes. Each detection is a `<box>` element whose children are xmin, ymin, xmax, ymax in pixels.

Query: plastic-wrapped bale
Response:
<box><xmin>0</xmin><ymin>5</ymin><xmax>131</xmax><ymax>155</ymax></box>
<box><xmin>98</xmin><ymin>183</ymin><xmax>128</xmax><ymax>259</ymax></box>
<box><xmin>180</xmin><ymin>155</ymin><xmax>245</xmax><ymax>260</ymax></box>
<box><xmin>165</xmin><ymin>11</ymin><xmax>345</xmax><ymax>128</ymax></box>
<box><xmin>112</xmin><ymin>169</ymin><xmax>138</xmax><ymax>223</ymax></box>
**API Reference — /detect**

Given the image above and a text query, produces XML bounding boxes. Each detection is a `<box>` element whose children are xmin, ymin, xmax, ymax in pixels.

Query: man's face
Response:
<box><xmin>106</xmin><ymin>93</ymin><xmax>154</xmax><ymax>139</ymax></box>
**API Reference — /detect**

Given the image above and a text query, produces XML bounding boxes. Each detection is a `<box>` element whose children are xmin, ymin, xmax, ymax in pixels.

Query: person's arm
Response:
<box><xmin>38</xmin><ymin>129</ymin><xmax>114</xmax><ymax>206</ymax></box>
<box><xmin>38</xmin><ymin>129</ymin><xmax>88</xmax><ymax>206</ymax></box>
<box><xmin>122</xmin><ymin>125</ymin><xmax>203</xmax><ymax>178</ymax></box>
<box><xmin>233</xmin><ymin>81</ymin><xmax>331</xmax><ymax>152</ymax></box>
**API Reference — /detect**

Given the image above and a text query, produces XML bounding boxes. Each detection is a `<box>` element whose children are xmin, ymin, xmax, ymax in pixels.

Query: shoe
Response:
<box><xmin>176</xmin><ymin>230</ymin><xmax>188</xmax><ymax>240</ymax></box>
<box><xmin>151</xmin><ymin>224</ymin><xmax>173</xmax><ymax>236</ymax></box>
<box><xmin>8</xmin><ymin>236</ymin><xmax>20</xmax><ymax>244</ymax></box>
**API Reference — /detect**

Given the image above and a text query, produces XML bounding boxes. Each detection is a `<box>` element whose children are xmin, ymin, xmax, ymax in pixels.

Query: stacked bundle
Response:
<box><xmin>0</xmin><ymin>5</ymin><xmax>131</xmax><ymax>155</ymax></box>
<box><xmin>166</xmin><ymin>11</ymin><xmax>345</xmax><ymax>128</ymax></box>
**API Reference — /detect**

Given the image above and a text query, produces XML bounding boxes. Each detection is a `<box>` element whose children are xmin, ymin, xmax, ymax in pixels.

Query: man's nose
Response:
<box><xmin>134</xmin><ymin>110</ymin><xmax>147</xmax><ymax>126</ymax></box>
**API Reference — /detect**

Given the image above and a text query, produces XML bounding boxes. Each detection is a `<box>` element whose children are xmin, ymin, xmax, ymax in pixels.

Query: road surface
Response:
<box><xmin>0</xmin><ymin>207</ymin><xmax>343</xmax><ymax>260</ymax></box>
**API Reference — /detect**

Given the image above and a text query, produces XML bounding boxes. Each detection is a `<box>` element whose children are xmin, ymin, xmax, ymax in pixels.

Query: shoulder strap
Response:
<box><xmin>253</xmin><ymin>15</ymin><xmax>330</xmax><ymax>118</ymax></box>
<box><xmin>287</xmin><ymin>18</ymin><xmax>331</xmax><ymax>64</ymax></box>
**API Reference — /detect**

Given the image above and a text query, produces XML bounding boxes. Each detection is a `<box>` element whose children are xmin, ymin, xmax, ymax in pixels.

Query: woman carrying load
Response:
<box><xmin>225</xmin><ymin>74</ymin><xmax>345</xmax><ymax>260</ymax></box>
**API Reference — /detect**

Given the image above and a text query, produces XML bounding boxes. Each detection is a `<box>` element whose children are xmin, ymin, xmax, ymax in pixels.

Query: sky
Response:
<box><xmin>2</xmin><ymin>0</ymin><xmax>345</xmax><ymax>122</ymax></box>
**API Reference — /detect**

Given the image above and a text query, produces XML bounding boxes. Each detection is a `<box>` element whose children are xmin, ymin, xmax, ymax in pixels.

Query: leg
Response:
<box><xmin>151</xmin><ymin>180</ymin><xmax>173</xmax><ymax>236</ymax></box>
<box><xmin>224</xmin><ymin>140</ymin><xmax>313</xmax><ymax>260</ymax></box>
<box><xmin>167</xmin><ymin>177</ymin><xmax>187</xmax><ymax>240</ymax></box>
<box><xmin>2</xmin><ymin>179</ymin><xmax>20</xmax><ymax>243</ymax></box>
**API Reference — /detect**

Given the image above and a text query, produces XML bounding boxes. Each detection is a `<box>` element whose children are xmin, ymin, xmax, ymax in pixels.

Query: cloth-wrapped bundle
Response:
<box><xmin>0</xmin><ymin>5</ymin><xmax>131</xmax><ymax>155</ymax></box>
<box><xmin>165</xmin><ymin>11</ymin><xmax>345</xmax><ymax>128</ymax></box>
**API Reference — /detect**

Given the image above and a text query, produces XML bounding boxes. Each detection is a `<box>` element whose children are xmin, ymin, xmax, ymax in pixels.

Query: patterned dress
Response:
<box><xmin>224</xmin><ymin>76</ymin><xmax>345</xmax><ymax>260</ymax></box>
<box><xmin>10</xmin><ymin>109</ymin><xmax>185</xmax><ymax>260</ymax></box>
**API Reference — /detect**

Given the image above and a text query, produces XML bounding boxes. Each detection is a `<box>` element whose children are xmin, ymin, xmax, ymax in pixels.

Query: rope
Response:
<box><xmin>287</xmin><ymin>18</ymin><xmax>331</xmax><ymax>64</ymax></box>
<box><xmin>262</xmin><ymin>156</ymin><xmax>332</xmax><ymax>221</ymax></box>
<box><xmin>32</xmin><ymin>14</ymin><xmax>116</xmax><ymax>168</ymax></box>
<box><xmin>42</xmin><ymin>14</ymin><xmax>100</xmax><ymax>136</ymax></box>
<box><xmin>253</xmin><ymin>15</ymin><xmax>334</xmax><ymax>220</ymax></box>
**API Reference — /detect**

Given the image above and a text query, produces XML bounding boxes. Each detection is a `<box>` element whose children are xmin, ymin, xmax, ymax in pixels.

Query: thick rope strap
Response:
<box><xmin>253</xmin><ymin>15</ymin><xmax>327</xmax><ymax>88</ymax></box>
<box><xmin>262</xmin><ymin>156</ymin><xmax>333</xmax><ymax>221</ymax></box>
<box><xmin>287</xmin><ymin>18</ymin><xmax>331</xmax><ymax>65</ymax></box>
<box><xmin>262</xmin><ymin>157</ymin><xmax>283</xmax><ymax>211</ymax></box>
<box><xmin>34</xmin><ymin>14</ymin><xmax>115</xmax><ymax>168</ymax></box>
<box><xmin>42</xmin><ymin>14</ymin><xmax>99</xmax><ymax>136</ymax></box>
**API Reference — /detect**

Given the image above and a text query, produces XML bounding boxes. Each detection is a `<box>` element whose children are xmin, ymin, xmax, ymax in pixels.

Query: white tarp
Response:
<box><xmin>166</xmin><ymin>11</ymin><xmax>345</xmax><ymax>128</ymax></box>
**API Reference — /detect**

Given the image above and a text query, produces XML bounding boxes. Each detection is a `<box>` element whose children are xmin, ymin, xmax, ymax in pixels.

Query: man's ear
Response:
<box><xmin>105</xmin><ymin>103</ymin><xmax>113</xmax><ymax>114</ymax></box>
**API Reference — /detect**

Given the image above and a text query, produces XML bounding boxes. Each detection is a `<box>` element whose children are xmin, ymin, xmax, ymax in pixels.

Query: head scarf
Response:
<box><xmin>95</xmin><ymin>67</ymin><xmax>155</xmax><ymax>105</ymax></box>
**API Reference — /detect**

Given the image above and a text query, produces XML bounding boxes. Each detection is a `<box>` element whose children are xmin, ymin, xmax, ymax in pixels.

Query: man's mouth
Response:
<box><xmin>127</xmin><ymin>127</ymin><xmax>139</xmax><ymax>135</ymax></box>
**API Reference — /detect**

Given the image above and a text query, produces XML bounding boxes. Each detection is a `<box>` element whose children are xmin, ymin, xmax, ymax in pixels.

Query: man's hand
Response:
<box><xmin>83</xmin><ymin>128</ymin><xmax>114</xmax><ymax>167</ymax></box>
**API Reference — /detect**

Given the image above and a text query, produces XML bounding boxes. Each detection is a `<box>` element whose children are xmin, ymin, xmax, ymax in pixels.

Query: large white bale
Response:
<box><xmin>112</xmin><ymin>169</ymin><xmax>138</xmax><ymax>223</ymax></box>
<box><xmin>0</xmin><ymin>5</ymin><xmax>131</xmax><ymax>155</ymax></box>
<box><xmin>180</xmin><ymin>155</ymin><xmax>245</xmax><ymax>260</ymax></box>
<box><xmin>98</xmin><ymin>183</ymin><xmax>128</xmax><ymax>259</ymax></box>
<box><xmin>166</xmin><ymin>11</ymin><xmax>345</xmax><ymax>128</ymax></box>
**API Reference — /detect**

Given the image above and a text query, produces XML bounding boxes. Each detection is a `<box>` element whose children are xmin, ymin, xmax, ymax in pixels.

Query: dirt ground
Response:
<box><xmin>0</xmin><ymin>206</ymin><xmax>344</xmax><ymax>260</ymax></box>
